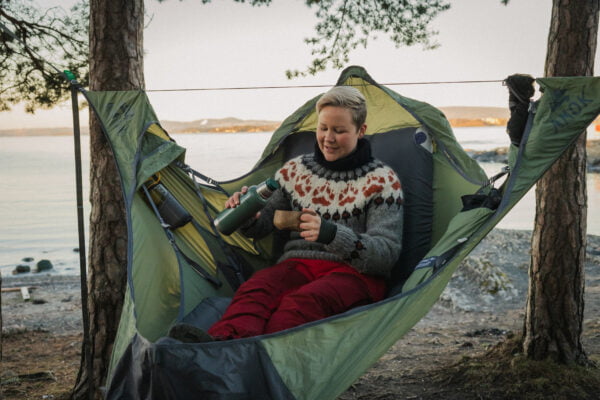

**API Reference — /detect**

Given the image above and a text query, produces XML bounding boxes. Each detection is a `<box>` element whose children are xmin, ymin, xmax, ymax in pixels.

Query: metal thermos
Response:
<box><xmin>146</xmin><ymin>176</ymin><xmax>192</xmax><ymax>229</ymax></box>
<box><xmin>214</xmin><ymin>179</ymin><xmax>280</xmax><ymax>235</ymax></box>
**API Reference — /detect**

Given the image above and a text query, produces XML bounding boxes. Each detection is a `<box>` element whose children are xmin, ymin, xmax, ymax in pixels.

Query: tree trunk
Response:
<box><xmin>72</xmin><ymin>1</ymin><xmax>144</xmax><ymax>399</ymax></box>
<box><xmin>523</xmin><ymin>0</ymin><xmax>598</xmax><ymax>364</ymax></box>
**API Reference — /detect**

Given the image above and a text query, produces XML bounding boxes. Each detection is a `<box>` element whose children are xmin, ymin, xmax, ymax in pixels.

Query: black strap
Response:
<box><xmin>413</xmin><ymin>242</ymin><xmax>464</xmax><ymax>273</ymax></box>
<box><xmin>175</xmin><ymin>161</ymin><xmax>227</xmax><ymax>194</ymax></box>
<box><xmin>141</xmin><ymin>185</ymin><xmax>222</xmax><ymax>288</ymax></box>
<box><xmin>434</xmin><ymin>243</ymin><xmax>464</xmax><ymax>271</ymax></box>
<box><xmin>181</xmin><ymin>165</ymin><xmax>249</xmax><ymax>289</ymax></box>
<box><xmin>478</xmin><ymin>166</ymin><xmax>510</xmax><ymax>193</ymax></box>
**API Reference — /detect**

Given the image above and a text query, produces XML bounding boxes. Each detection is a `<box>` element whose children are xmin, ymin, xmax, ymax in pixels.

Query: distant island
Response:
<box><xmin>159</xmin><ymin>117</ymin><xmax>281</xmax><ymax>134</ymax></box>
<box><xmin>1</xmin><ymin>106</ymin><xmax>598</xmax><ymax>137</ymax></box>
<box><xmin>0</xmin><ymin>117</ymin><xmax>282</xmax><ymax>137</ymax></box>
<box><xmin>439</xmin><ymin>106</ymin><xmax>509</xmax><ymax>127</ymax></box>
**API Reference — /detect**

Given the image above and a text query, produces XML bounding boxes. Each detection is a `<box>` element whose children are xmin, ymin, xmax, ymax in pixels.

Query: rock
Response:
<box><xmin>18</xmin><ymin>371</ymin><xmax>55</xmax><ymax>382</ymax></box>
<box><xmin>21</xmin><ymin>257</ymin><xmax>34</xmax><ymax>262</ymax></box>
<box><xmin>13</xmin><ymin>265</ymin><xmax>31</xmax><ymax>274</ymax></box>
<box><xmin>466</xmin><ymin>144</ymin><xmax>600</xmax><ymax>172</ymax></box>
<box><xmin>466</xmin><ymin>148</ymin><xmax>509</xmax><ymax>164</ymax></box>
<box><xmin>35</xmin><ymin>259</ymin><xmax>53</xmax><ymax>273</ymax></box>
<box><xmin>1</xmin><ymin>369</ymin><xmax>19</xmax><ymax>385</ymax></box>
<box><xmin>465</xmin><ymin>328</ymin><xmax>508</xmax><ymax>337</ymax></box>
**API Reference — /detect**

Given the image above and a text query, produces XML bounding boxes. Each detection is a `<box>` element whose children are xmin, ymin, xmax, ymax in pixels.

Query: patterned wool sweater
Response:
<box><xmin>243</xmin><ymin>141</ymin><xmax>404</xmax><ymax>278</ymax></box>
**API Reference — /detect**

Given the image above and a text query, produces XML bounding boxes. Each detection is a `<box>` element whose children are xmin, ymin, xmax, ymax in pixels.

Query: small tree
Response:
<box><xmin>70</xmin><ymin>2</ymin><xmax>145</xmax><ymax>399</ymax></box>
<box><xmin>523</xmin><ymin>0</ymin><xmax>598</xmax><ymax>365</ymax></box>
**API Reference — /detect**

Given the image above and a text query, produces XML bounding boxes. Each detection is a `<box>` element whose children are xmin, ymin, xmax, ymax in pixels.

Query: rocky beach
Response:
<box><xmin>2</xmin><ymin>228</ymin><xmax>600</xmax><ymax>399</ymax></box>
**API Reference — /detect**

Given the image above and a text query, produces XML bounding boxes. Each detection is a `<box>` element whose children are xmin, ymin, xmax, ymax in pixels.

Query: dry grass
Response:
<box><xmin>1</xmin><ymin>330</ymin><xmax>81</xmax><ymax>400</ymax></box>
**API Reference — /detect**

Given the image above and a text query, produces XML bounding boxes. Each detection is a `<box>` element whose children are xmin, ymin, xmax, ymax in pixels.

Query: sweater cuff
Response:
<box><xmin>316</xmin><ymin>219</ymin><xmax>337</xmax><ymax>244</ymax></box>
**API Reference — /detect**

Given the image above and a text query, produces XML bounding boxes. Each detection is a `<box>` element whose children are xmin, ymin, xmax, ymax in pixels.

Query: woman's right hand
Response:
<box><xmin>225</xmin><ymin>186</ymin><xmax>249</xmax><ymax>209</ymax></box>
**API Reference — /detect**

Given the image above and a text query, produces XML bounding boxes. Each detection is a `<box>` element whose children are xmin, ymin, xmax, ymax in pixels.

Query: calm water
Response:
<box><xmin>1</xmin><ymin>126</ymin><xmax>599</xmax><ymax>276</ymax></box>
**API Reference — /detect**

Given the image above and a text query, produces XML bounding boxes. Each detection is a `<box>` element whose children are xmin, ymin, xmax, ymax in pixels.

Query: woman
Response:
<box><xmin>171</xmin><ymin>86</ymin><xmax>404</xmax><ymax>342</ymax></box>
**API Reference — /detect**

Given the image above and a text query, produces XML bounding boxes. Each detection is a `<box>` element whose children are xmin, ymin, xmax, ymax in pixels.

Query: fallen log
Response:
<box><xmin>0</xmin><ymin>286</ymin><xmax>38</xmax><ymax>293</ymax></box>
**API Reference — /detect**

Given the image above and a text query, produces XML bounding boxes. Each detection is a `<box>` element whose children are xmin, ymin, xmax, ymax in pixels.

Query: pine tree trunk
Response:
<box><xmin>72</xmin><ymin>1</ymin><xmax>144</xmax><ymax>399</ymax></box>
<box><xmin>523</xmin><ymin>0</ymin><xmax>598</xmax><ymax>364</ymax></box>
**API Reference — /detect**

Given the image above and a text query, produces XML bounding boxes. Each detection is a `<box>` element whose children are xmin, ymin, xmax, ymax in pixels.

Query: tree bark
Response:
<box><xmin>72</xmin><ymin>1</ymin><xmax>144</xmax><ymax>399</ymax></box>
<box><xmin>523</xmin><ymin>0</ymin><xmax>598</xmax><ymax>365</ymax></box>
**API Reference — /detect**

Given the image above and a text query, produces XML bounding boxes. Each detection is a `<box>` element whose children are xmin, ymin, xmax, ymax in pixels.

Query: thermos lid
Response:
<box><xmin>265</xmin><ymin>178</ymin><xmax>280</xmax><ymax>191</ymax></box>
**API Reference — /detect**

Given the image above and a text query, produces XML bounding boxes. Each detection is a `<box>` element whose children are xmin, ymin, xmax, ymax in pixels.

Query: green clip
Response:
<box><xmin>64</xmin><ymin>70</ymin><xmax>76</xmax><ymax>81</ymax></box>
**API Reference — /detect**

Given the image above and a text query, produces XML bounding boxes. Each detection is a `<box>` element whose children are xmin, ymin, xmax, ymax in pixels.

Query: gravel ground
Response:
<box><xmin>2</xmin><ymin>228</ymin><xmax>599</xmax><ymax>337</ymax></box>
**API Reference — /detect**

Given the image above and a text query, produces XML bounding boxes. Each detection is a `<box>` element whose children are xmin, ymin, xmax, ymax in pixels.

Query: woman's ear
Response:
<box><xmin>358</xmin><ymin>124</ymin><xmax>367</xmax><ymax>138</ymax></box>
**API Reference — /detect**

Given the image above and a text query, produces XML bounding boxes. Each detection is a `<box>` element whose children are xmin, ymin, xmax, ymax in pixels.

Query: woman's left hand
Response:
<box><xmin>299</xmin><ymin>208</ymin><xmax>321</xmax><ymax>242</ymax></box>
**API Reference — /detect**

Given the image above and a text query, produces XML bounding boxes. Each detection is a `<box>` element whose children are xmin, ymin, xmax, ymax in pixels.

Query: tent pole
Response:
<box><xmin>68</xmin><ymin>75</ymin><xmax>94</xmax><ymax>400</ymax></box>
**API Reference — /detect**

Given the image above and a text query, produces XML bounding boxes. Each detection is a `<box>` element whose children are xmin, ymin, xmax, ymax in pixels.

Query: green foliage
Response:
<box><xmin>0</xmin><ymin>0</ymin><xmax>88</xmax><ymax>113</ymax></box>
<box><xmin>286</xmin><ymin>0</ymin><xmax>451</xmax><ymax>78</ymax></box>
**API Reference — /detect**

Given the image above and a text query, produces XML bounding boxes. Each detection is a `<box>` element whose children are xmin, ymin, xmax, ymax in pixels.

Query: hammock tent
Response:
<box><xmin>74</xmin><ymin>66</ymin><xmax>600</xmax><ymax>399</ymax></box>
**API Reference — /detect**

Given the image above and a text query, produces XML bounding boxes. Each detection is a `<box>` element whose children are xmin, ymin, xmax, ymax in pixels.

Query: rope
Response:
<box><xmin>146</xmin><ymin>79</ymin><xmax>504</xmax><ymax>93</ymax></box>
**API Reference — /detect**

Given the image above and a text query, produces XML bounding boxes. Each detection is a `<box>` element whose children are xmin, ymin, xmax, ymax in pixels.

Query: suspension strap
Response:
<box><xmin>141</xmin><ymin>185</ymin><xmax>222</xmax><ymax>288</ymax></box>
<box><xmin>180</xmin><ymin>164</ymin><xmax>248</xmax><ymax>289</ymax></box>
<box><xmin>175</xmin><ymin>161</ymin><xmax>227</xmax><ymax>194</ymax></box>
<box><xmin>478</xmin><ymin>166</ymin><xmax>510</xmax><ymax>193</ymax></box>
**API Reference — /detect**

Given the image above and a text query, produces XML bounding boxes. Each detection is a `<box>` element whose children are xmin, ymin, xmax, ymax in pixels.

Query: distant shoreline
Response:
<box><xmin>0</xmin><ymin>106</ymin><xmax>513</xmax><ymax>136</ymax></box>
<box><xmin>0</xmin><ymin>125</ymin><xmax>280</xmax><ymax>137</ymax></box>
<box><xmin>1</xmin><ymin>121</ymin><xmax>508</xmax><ymax>137</ymax></box>
<box><xmin>0</xmin><ymin>120</ymin><xmax>512</xmax><ymax>137</ymax></box>
<box><xmin>1</xmin><ymin>106</ymin><xmax>597</xmax><ymax>137</ymax></box>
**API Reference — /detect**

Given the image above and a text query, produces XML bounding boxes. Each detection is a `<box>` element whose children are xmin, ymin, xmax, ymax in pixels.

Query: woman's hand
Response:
<box><xmin>299</xmin><ymin>208</ymin><xmax>321</xmax><ymax>242</ymax></box>
<box><xmin>224</xmin><ymin>186</ymin><xmax>261</xmax><ymax>220</ymax></box>
<box><xmin>225</xmin><ymin>186</ymin><xmax>248</xmax><ymax>209</ymax></box>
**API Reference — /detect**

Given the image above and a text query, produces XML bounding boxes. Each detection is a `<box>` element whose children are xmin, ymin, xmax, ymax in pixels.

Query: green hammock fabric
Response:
<box><xmin>83</xmin><ymin>67</ymin><xmax>600</xmax><ymax>400</ymax></box>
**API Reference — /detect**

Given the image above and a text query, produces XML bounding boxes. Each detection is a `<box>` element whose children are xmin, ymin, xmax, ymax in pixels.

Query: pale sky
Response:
<box><xmin>1</xmin><ymin>0</ymin><xmax>598</xmax><ymax>129</ymax></box>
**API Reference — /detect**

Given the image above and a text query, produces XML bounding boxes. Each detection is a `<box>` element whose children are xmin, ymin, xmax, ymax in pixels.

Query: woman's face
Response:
<box><xmin>316</xmin><ymin>106</ymin><xmax>366</xmax><ymax>162</ymax></box>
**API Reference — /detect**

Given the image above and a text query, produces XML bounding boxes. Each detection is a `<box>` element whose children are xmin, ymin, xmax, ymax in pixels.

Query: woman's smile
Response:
<box><xmin>316</xmin><ymin>106</ymin><xmax>366</xmax><ymax>162</ymax></box>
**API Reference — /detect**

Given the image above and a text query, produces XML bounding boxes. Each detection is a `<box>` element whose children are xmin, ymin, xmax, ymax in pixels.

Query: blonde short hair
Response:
<box><xmin>316</xmin><ymin>86</ymin><xmax>367</xmax><ymax>129</ymax></box>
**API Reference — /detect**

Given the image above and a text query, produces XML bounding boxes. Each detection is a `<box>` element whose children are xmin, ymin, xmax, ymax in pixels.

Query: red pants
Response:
<box><xmin>207</xmin><ymin>258</ymin><xmax>386</xmax><ymax>339</ymax></box>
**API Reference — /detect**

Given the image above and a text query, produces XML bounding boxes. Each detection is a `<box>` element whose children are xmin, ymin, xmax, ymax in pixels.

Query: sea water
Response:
<box><xmin>1</xmin><ymin>126</ymin><xmax>599</xmax><ymax>276</ymax></box>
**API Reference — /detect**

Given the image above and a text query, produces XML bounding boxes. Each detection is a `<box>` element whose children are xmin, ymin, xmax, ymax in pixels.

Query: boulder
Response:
<box><xmin>35</xmin><ymin>259</ymin><xmax>53</xmax><ymax>273</ymax></box>
<box><xmin>13</xmin><ymin>265</ymin><xmax>31</xmax><ymax>274</ymax></box>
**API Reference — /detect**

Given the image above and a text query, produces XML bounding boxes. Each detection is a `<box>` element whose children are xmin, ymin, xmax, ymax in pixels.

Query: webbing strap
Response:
<box><xmin>182</xmin><ymin>166</ymin><xmax>247</xmax><ymax>289</ymax></box>
<box><xmin>478</xmin><ymin>166</ymin><xmax>510</xmax><ymax>193</ymax></box>
<box><xmin>175</xmin><ymin>161</ymin><xmax>227</xmax><ymax>194</ymax></box>
<box><xmin>141</xmin><ymin>185</ymin><xmax>222</xmax><ymax>288</ymax></box>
